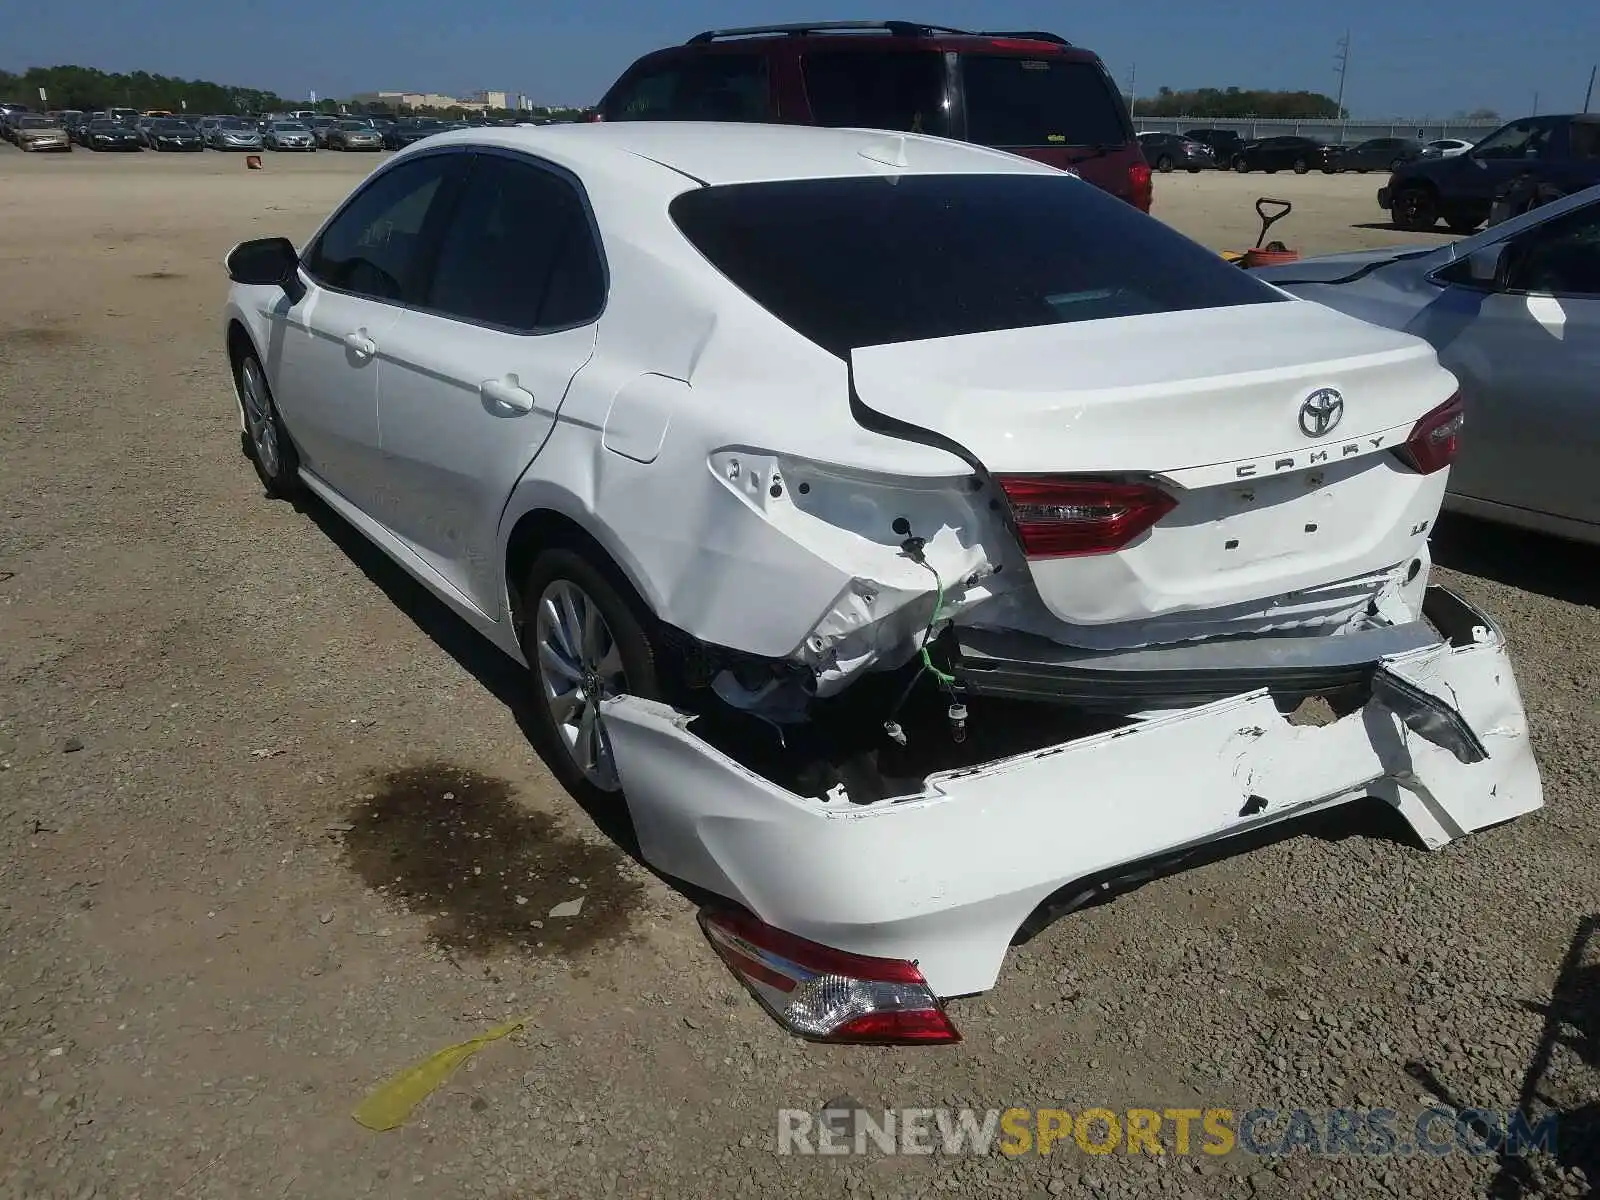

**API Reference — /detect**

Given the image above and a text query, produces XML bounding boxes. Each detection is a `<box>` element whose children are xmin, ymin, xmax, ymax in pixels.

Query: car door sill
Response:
<box><xmin>296</xmin><ymin>468</ymin><xmax>514</xmax><ymax>650</ymax></box>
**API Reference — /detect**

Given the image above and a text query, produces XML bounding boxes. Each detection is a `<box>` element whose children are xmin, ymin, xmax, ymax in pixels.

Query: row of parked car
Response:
<box><xmin>0</xmin><ymin>103</ymin><xmax>560</xmax><ymax>157</ymax></box>
<box><xmin>1135</xmin><ymin>129</ymin><xmax>1477</xmax><ymax>174</ymax></box>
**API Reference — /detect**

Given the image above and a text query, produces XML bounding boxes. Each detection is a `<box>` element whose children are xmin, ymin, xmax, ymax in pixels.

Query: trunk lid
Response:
<box><xmin>850</xmin><ymin>301</ymin><xmax>1458</xmax><ymax>641</ymax></box>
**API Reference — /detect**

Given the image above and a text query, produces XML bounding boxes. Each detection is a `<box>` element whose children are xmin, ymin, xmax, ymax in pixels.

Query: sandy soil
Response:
<box><xmin>0</xmin><ymin>145</ymin><xmax>1594</xmax><ymax>1200</ymax></box>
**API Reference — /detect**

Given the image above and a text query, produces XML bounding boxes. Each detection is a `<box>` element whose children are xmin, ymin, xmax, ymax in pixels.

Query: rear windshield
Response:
<box><xmin>800</xmin><ymin>51</ymin><xmax>950</xmax><ymax>137</ymax></box>
<box><xmin>961</xmin><ymin>55</ymin><xmax>1128</xmax><ymax>147</ymax></box>
<box><xmin>671</xmin><ymin>173</ymin><xmax>1283</xmax><ymax>358</ymax></box>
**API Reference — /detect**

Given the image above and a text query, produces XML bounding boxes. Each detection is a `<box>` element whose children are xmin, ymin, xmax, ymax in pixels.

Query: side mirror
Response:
<box><xmin>226</xmin><ymin>236</ymin><xmax>304</xmax><ymax>301</ymax></box>
<box><xmin>1465</xmin><ymin>243</ymin><xmax>1509</xmax><ymax>288</ymax></box>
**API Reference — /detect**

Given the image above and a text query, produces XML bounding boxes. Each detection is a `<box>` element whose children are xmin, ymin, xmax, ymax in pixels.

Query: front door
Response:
<box><xmin>273</xmin><ymin>152</ymin><xmax>463</xmax><ymax>509</ymax></box>
<box><xmin>1451</xmin><ymin>117</ymin><xmax>1560</xmax><ymax>206</ymax></box>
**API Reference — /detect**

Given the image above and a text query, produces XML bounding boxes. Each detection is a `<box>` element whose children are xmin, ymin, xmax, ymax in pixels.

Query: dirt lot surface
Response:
<box><xmin>0</xmin><ymin>148</ymin><xmax>1595</xmax><ymax>1200</ymax></box>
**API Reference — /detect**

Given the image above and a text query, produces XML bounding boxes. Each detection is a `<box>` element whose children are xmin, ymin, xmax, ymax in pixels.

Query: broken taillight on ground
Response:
<box><xmin>996</xmin><ymin>476</ymin><xmax>1176</xmax><ymax>558</ymax></box>
<box><xmin>1394</xmin><ymin>393</ymin><xmax>1464</xmax><ymax>475</ymax></box>
<box><xmin>699</xmin><ymin>909</ymin><xmax>960</xmax><ymax>1044</ymax></box>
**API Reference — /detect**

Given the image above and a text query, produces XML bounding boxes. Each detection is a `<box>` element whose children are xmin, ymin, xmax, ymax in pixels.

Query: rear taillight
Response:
<box><xmin>1393</xmin><ymin>393</ymin><xmax>1464</xmax><ymax>475</ymax></box>
<box><xmin>584</xmin><ymin>110</ymin><xmax>604</xmax><ymax>123</ymax></box>
<box><xmin>700</xmin><ymin>909</ymin><xmax>960</xmax><ymax>1045</ymax></box>
<box><xmin>997</xmin><ymin>476</ymin><xmax>1176</xmax><ymax>559</ymax></box>
<box><xmin>1128</xmin><ymin>160</ymin><xmax>1153</xmax><ymax>211</ymax></box>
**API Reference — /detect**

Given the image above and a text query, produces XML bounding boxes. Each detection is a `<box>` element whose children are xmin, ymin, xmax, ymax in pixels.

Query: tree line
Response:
<box><xmin>1128</xmin><ymin>87</ymin><xmax>1347</xmax><ymax>119</ymax></box>
<box><xmin>0</xmin><ymin>64</ymin><xmax>287</xmax><ymax>115</ymax></box>
<box><xmin>0</xmin><ymin>65</ymin><xmax>591</xmax><ymax>122</ymax></box>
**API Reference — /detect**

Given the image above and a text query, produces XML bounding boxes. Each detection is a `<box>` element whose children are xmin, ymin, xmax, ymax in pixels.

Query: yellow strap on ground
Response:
<box><xmin>352</xmin><ymin>1017</ymin><xmax>529</xmax><ymax>1131</ymax></box>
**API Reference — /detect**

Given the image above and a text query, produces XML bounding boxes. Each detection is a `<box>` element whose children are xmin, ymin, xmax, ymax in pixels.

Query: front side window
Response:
<box><xmin>1472</xmin><ymin>119</ymin><xmax>1552</xmax><ymax>160</ymax></box>
<box><xmin>424</xmin><ymin>155</ymin><xmax>604</xmax><ymax>331</ymax></box>
<box><xmin>801</xmin><ymin>50</ymin><xmax>949</xmax><ymax>136</ymax></box>
<box><xmin>304</xmin><ymin>155</ymin><xmax>457</xmax><ymax>302</ymax></box>
<box><xmin>671</xmin><ymin>173</ymin><xmax>1283</xmax><ymax>358</ymax></box>
<box><xmin>962</xmin><ymin>55</ymin><xmax>1128</xmax><ymax>147</ymax></box>
<box><xmin>1506</xmin><ymin>203</ymin><xmax>1600</xmax><ymax>296</ymax></box>
<box><xmin>602</xmin><ymin>55</ymin><xmax>771</xmax><ymax>122</ymax></box>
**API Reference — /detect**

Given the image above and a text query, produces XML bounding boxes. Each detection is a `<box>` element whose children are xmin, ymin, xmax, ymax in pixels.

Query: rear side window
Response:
<box><xmin>424</xmin><ymin>154</ymin><xmax>604</xmax><ymax>331</ymax></box>
<box><xmin>671</xmin><ymin>173</ymin><xmax>1283</xmax><ymax>358</ymax></box>
<box><xmin>800</xmin><ymin>51</ymin><xmax>949</xmax><ymax>137</ymax></box>
<box><xmin>601</xmin><ymin>55</ymin><xmax>771</xmax><ymax>122</ymax></box>
<box><xmin>305</xmin><ymin>155</ymin><xmax>456</xmax><ymax>302</ymax></box>
<box><xmin>961</xmin><ymin>56</ymin><xmax>1128</xmax><ymax>147</ymax></box>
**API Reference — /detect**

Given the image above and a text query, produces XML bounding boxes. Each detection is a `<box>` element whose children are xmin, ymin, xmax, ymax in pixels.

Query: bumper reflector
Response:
<box><xmin>699</xmin><ymin>909</ymin><xmax>960</xmax><ymax>1045</ymax></box>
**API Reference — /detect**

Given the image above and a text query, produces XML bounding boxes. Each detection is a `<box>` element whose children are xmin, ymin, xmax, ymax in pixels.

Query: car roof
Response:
<box><xmin>407</xmin><ymin>121</ymin><xmax>1065</xmax><ymax>188</ymax></box>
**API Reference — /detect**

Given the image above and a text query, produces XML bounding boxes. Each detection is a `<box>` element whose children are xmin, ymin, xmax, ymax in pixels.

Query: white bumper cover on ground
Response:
<box><xmin>605</xmin><ymin>588</ymin><xmax>1541</xmax><ymax>998</ymax></box>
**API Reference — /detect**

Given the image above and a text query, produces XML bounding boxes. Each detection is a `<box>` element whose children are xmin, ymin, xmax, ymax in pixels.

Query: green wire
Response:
<box><xmin>917</xmin><ymin>564</ymin><xmax>958</xmax><ymax>688</ymax></box>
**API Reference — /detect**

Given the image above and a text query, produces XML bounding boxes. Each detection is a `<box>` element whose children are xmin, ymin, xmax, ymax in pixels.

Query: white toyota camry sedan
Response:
<box><xmin>223</xmin><ymin>123</ymin><xmax>1541</xmax><ymax>1043</ymax></box>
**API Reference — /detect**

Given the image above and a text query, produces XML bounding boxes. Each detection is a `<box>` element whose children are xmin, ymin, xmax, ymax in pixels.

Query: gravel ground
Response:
<box><xmin>0</xmin><ymin>147</ymin><xmax>1595</xmax><ymax>1200</ymax></box>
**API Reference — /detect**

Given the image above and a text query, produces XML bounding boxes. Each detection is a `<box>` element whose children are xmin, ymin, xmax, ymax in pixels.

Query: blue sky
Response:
<box><xmin>7</xmin><ymin>0</ymin><xmax>1597</xmax><ymax>117</ymax></box>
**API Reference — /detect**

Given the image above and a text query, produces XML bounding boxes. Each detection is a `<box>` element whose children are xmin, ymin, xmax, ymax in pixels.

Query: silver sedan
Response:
<box><xmin>264</xmin><ymin>121</ymin><xmax>316</xmax><ymax>151</ymax></box>
<box><xmin>1255</xmin><ymin>185</ymin><xmax>1600</xmax><ymax>545</ymax></box>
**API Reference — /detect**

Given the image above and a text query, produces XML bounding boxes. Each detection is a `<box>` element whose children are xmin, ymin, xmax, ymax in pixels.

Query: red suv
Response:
<box><xmin>595</xmin><ymin>20</ymin><xmax>1152</xmax><ymax>211</ymax></box>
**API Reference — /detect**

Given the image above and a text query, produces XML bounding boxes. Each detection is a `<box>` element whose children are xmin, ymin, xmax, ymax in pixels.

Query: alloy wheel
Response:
<box><xmin>240</xmin><ymin>358</ymin><xmax>280</xmax><ymax>478</ymax></box>
<box><xmin>534</xmin><ymin>579</ymin><xmax>628</xmax><ymax>791</ymax></box>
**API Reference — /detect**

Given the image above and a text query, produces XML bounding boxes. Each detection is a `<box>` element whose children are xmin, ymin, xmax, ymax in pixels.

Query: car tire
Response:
<box><xmin>1233</xmin><ymin>157</ymin><xmax>1249</xmax><ymax>172</ymax></box>
<box><xmin>1293</xmin><ymin>157</ymin><xmax>1309</xmax><ymax>174</ymax></box>
<box><xmin>234</xmin><ymin>349</ymin><xmax>302</xmax><ymax>500</ymax></box>
<box><xmin>1445</xmin><ymin>213</ymin><xmax>1484</xmax><ymax>234</ymax></box>
<box><xmin>1357</xmin><ymin>167</ymin><xmax>1369</xmax><ymax>174</ymax></box>
<box><xmin>1392</xmin><ymin>184</ymin><xmax>1439</xmax><ymax>231</ymax></box>
<box><xmin>1390</xmin><ymin>157</ymin><xmax>1407</xmax><ymax>171</ymax></box>
<box><xmin>519</xmin><ymin>547</ymin><xmax>663</xmax><ymax>805</ymax></box>
<box><xmin>1156</xmin><ymin>154</ymin><xmax>1174</xmax><ymax>173</ymax></box>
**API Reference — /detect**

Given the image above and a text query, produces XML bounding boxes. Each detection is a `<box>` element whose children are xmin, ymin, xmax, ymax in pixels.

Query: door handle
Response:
<box><xmin>480</xmin><ymin>376</ymin><xmax>535</xmax><ymax>414</ymax></box>
<box><xmin>343</xmin><ymin>330</ymin><xmax>378</xmax><ymax>359</ymax></box>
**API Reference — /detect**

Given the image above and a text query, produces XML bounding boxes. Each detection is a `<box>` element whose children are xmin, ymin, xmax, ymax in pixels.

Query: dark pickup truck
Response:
<box><xmin>1378</xmin><ymin>113</ymin><xmax>1600</xmax><ymax>233</ymax></box>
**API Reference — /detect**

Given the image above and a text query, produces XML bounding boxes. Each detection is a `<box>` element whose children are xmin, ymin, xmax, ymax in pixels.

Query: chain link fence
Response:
<box><xmin>1128</xmin><ymin>116</ymin><xmax>1503</xmax><ymax>144</ymax></box>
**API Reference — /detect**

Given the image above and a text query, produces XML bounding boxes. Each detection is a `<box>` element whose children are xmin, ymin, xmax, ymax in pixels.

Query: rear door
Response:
<box><xmin>1422</xmin><ymin>200</ymin><xmax>1600</xmax><ymax>528</ymax></box>
<box><xmin>374</xmin><ymin>150</ymin><xmax>604</xmax><ymax>615</ymax></box>
<box><xmin>954</xmin><ymin>51</ymin><xmax>1138</xmax><ymax>200</ymax></box>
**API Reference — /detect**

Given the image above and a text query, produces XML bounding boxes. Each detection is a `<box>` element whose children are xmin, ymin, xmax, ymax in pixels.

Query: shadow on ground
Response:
<box><xmin>1406</xmin><ymin>915</ymin><xmax>1597</xmax><ymax>1197</ymax></box>
<box><xmin>1349</xmin><ymin>221</ymin><xmax>1461</xmax><ymax>235</ymax></box>
<box><xmin>1432</xmin><ymin>514</ymin><xmax>1598</xmax><ymax>609</ymax></box>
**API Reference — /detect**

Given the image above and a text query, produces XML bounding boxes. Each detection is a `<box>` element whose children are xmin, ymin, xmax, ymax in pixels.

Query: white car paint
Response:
<box><xmin>222</xmin><ymin>122</ymin><xmax>1541</xmax><ymax>1000</ymax></box>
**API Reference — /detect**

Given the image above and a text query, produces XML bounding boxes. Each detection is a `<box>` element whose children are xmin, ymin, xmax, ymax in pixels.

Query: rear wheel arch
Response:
<box><xmin>502</xmin><ymin>507</ymin><xmax>662</xmax><ymax>642</ymax></box>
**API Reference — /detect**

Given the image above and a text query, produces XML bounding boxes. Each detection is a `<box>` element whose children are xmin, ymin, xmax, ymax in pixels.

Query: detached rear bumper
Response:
<box><xmin>605</xmin><ymin>587</ymin><xmax>1540</xmax><ymax>998</ymax></box>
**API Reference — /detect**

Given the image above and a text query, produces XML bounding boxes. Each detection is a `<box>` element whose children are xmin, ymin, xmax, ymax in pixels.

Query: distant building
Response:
<box><xmin>350</xmin><ymin>90</ymin><xmax>508</xmax><ymax>113</ymax></box>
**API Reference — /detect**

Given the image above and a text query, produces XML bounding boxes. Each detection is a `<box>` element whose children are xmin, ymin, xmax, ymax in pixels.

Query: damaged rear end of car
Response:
<box><xmin>569</xmin><ymin>151</ymin><xmax>1540</xmax><ymax>1042</ymax></box>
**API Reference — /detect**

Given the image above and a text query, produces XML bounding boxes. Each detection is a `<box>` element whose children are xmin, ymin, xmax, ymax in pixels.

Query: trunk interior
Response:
<box><xmin>682</xmin><ymin>629</ymin><xmax>1397</xmax><ymax>807</ymax></box>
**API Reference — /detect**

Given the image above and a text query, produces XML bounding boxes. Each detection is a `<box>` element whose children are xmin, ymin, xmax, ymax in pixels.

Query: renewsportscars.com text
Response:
<box><xmin>777</xmin><ymin>1106</ymin><xmax>1559</xmax><ymax>1159</ymax></box>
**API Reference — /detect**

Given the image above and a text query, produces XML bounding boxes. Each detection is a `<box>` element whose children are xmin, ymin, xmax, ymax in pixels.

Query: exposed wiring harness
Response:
<box><xmin>882</xmin><ymin>529</ymin><xmax>963</xmax><ymax>745</ymax></box>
